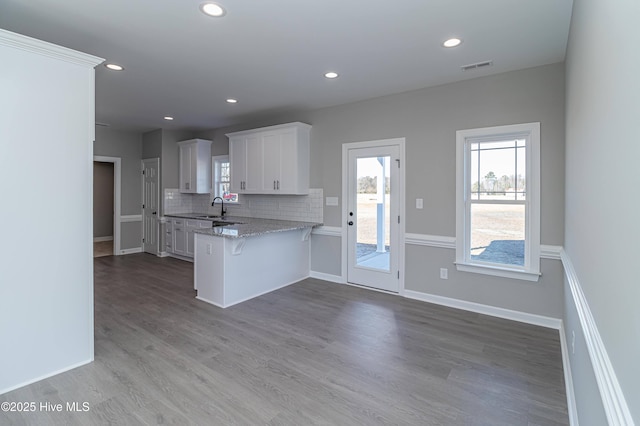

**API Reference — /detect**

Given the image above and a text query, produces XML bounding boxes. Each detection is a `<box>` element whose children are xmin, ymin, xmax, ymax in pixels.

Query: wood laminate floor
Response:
<box><xmin>93</xmin><ymin>240</ymin><xmax>113</xmax><ymax>258</ymax></box>
<box><xmin>1</xmin><ymin>254</ymin><xmax>569</xmax><ymax>425</ymax></box>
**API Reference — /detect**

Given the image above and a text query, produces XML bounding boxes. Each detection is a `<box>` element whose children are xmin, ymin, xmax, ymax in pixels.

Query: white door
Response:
<box><xmin>347</xmin><ymin>145</ymin><xmax>400</xmax><ymax>292</ymax></box>
<box><xmin>142</xmin><ymin>158</ymin><xmax>160</xmax><ymax>255</ymax></box>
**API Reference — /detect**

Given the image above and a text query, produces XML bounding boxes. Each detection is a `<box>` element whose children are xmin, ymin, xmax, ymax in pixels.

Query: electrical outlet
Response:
<box><xmin>440</xmin><ymin>268</ymin><xmax>448</xmax><ymax>279</ymax></box>
<box><xmin>416</xmin><ymin>198</ymin><xmax>424</xmax><ymax>209</ymax></box>
<box><xmin>571</xmin><ymin>330</ymin><xmax>576</xmax><ymax>355</ymax></box>
<box><xmin>206</xmin><ymin>244</ymin><xmax>212</xmax><ymax>255</ymax></box>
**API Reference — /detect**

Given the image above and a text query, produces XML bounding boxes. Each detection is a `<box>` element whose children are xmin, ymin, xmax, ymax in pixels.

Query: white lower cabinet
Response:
<box><xmin>168</xmin><ymin>218</ymin><xmax>212</xmax><ymax>260</ymax></box>
<box><xmin>172</xmin><ymin>219</ymin><xmax>187</xmax><ymax>256</ymax></box>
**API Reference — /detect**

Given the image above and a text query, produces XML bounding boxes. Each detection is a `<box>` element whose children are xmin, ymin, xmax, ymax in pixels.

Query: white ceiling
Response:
<box><xmin>0</xmin><ymin>0</ymin><xmax>574</xmax><ymax>132</ymax></box>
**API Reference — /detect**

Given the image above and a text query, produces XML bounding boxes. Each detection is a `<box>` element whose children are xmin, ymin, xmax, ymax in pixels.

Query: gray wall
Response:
<box><xmin>94</xmin><ymin>126</ymin><xmax>143</xmax><ymax>250</ymax></box>
<box><xmin>142</xmin><ymin>128</ymin><xmax>162</xmax><ymax>159</ymax></box>
<box><xmin>142</xmin><ymin>129</ymin><xmax>195</xmax><ymax>215</ymax></box>
<box><xmin>143</xmin><ymin>129</ymin><xmax>195</xmax><ymax>252</ymax></box>
<box><xmin>162</xmin><ymin>129</ymin><xmax>195</xmax><ymax>193</ymax></box>
<box><xmin>93</xmin><ymin>161</ymin><xmax>114</xmax><ymax>238</ymax></box>
<box><xmin>198</xmin><ymin>63</ymin><xmax>566</xmax><ymax>319</ymax></box>
<box><xmin>564</xmin><ymin>0</ymin><xmax>639</xmax><ymax>422</ymax></box>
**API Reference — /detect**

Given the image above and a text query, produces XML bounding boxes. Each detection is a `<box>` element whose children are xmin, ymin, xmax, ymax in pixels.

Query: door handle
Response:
<box><xmin>348</xmin><ymin>221</ymin><xmax>354</xmax><ymax>226</ymax></box>
<box><xmin>152</xmin><ymin>211</ymin><xmax>157</xmax><ymax>215</ymax></box>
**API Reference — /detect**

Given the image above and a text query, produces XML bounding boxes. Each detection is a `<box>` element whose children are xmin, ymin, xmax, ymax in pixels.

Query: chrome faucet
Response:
<box><xmin>211</xmin><ymin>196</ymin><xmax>225</xmax><ymax>218</ymax></box>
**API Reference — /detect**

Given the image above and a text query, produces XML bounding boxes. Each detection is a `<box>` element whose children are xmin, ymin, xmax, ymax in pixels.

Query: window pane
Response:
<box><xmin>355</xmin><ymin>156</ymin><xmax>391</xmax><ymax>272</ymax></box>
<box><xmin>516</xmin><ymin>146</ymin><xmax>526</xmax><ymax>200</ymax></box>
<box><xmin>470</xmin><ymin>149</ymin><xmax>479</xmax><ymax>200</ymax></box>
<box><xmin>470</xmin><ymin>140</ymin><xmax>528</xmax><ymax>202</ymax></box>
<box><xmin>470</xmin><ymin>203</ymin><xmax>525</xmax><ymax>266</ymax></box>
<box><xmin>220</xmin><ymin>162</ymin><xmax>230</xmax><ymax>181</ymax></box>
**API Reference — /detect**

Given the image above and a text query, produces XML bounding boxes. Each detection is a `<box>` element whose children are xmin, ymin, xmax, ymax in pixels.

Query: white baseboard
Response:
<box><xmin>93</xmin><ymin>236</ymin><xmax>113</xmax><ymax>242</ymax></box>
<box><xmin>158</xmin><ymin>251</ymin><xmax>170</xmax><ymax>258</ymax></box>
<box><xmin>559</xmin><ymin>322</ymin><xmax>580</xmax><ymax>426</ymax></box>
<box><xmin>403</xmin><ymin>289</ymin><xmax>562</xmax><ymax>329</ymax></box>
<box><xmin>309</xmin><ymin>270</ymin><xmax>344</xmax><ymax>284</ymax></box>
<box><xmin>561</xmin><ymin>250</ymin><xmax>633</xmax><ymax>425</ymax></box>
<box><xmin>0</xmin><ymin>358</ymin><xmax>92</xmax><ymax>396</ymax></box>
<box><xmin>118</xmin><ymin>247</ymin><xmax>142</xmax><ymax>255</ymax></box>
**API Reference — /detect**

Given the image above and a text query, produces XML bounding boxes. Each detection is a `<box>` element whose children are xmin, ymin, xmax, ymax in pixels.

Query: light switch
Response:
<box><xmin>416</xmin><ymin>198</ymin><xmax>424</xmax><ymax>209</ymax></box>
<box><xmin>326</xmin><ymin>197</ymin><xmax>339</xmax><ymax>206</ymax></box>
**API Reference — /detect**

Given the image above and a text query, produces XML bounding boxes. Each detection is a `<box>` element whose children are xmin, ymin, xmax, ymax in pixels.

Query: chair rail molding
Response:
<box><xmin>405</xmin><ymin>233</ymin><xmax>456</xmax><ymax>249</ymax></box>
<box><xmin>121</xmin><ymin>215</ymin><xmax>142</xmax><ymax>222</ymax></box>
<box><xmin>561</xmin><ymin>249</ymin><xmax>633</xmax><ymax>425</ymax></box>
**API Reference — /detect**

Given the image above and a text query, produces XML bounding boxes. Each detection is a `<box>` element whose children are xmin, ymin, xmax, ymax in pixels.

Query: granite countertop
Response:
<box><xmin>165</xmin><ymin>213</ymin><xmax>321</xmax><ymax>239</ymax></box>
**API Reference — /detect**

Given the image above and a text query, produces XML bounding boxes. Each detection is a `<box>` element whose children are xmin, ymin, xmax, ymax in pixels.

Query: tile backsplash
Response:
<box><xmin>164</xmin><ymin>188</ymin><xmax>323</xmax><ymax>223</ymax></box>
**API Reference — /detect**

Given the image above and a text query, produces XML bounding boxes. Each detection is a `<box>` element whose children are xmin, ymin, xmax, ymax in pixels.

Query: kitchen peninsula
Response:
<box><xmin>192</xmin><ymin>217</ymin><xmax>320</xmax><ymax>308</ymax></box>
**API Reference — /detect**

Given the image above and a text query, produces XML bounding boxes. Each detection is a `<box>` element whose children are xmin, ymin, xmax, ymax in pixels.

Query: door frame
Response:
<box><xmin>93</xmin><ymin>155</ymin><xmax>121</xmax><ymax>255</ymax></box>
<box><xmin>142</xmin><ymin>157</ymin><xmax>160</xmax><ymax>255</ymax></box>
<box><xmin>341</xmin><ymin>138</ymin><xmax>406</xmax><ymax>293</ymax></box>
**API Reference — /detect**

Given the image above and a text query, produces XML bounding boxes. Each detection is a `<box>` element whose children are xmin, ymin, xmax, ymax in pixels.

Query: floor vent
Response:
<box><xmin>461</xmin><ymin>60</ymin><xmax>493</xmax><ymax>72</ymax></box>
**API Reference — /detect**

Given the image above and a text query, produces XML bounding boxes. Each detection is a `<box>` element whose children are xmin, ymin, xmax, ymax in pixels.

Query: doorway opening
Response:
<box><xmin>93</xmin><ymin>156</ymin><xmax>121</xmax><ymax>256</ymax></box>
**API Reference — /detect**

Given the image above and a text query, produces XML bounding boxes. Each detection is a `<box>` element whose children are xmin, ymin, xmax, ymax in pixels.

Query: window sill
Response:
<box><xmin>454</xmin><ymin>262</ymin><xmax>541</xmax><ymax>282</ymax></box>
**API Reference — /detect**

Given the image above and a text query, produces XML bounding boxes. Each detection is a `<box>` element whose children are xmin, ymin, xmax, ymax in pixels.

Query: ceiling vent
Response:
<box><xmin>461</xmin><ymin>60</ymin><xmax>493</xmax><ymax>72</ymax></box>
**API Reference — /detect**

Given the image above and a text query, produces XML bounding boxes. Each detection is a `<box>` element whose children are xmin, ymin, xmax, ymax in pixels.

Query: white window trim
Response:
<box><xmin>455</xmin><ymin>122</ymin><xmax>541</xmax><ymax>282</ymax></box>
<box><xmin>212</xmin><ymin>155</ymin><xmax>240</xmax><ymax>204</ymax></box>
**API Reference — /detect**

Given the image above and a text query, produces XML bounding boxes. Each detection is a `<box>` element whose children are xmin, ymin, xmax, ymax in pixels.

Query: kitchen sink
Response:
<box><xmin>211</xmin><ymin>220</ymin><xmax>243</xmax><ymax>227</ymax></box>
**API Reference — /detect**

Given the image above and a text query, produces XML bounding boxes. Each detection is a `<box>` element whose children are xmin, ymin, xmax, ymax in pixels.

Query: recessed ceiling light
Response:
<box><xmin>324</xmin><ymin>72</ymin><xmax>339</xmax><ymax>79</ymax></box>
<box><xmin>200</xmin><ymin>2</ymin><xmax>226</xmax><ymax>17</ymax></box>
<box><xmin>105</xmin><ymin>63</ymin><xmax>124</xmax><ymax>71</ymax></box>
<box><xmin>164</xmin><ymin>116</ymin><xmax>174</xmax><ymax>121</ymax></box>
<box><xmin>443</xmin><ymin>38</ymin><xmax>462</xmax><ymax>48</ymax></box>
<box><xmin>226</xmin><ymin>98</ymin><xmax>238</xmax><ymax>104</ymax></box>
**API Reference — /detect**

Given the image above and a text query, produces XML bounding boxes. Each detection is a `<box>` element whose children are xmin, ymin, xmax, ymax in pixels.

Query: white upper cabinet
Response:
<box><xmin>178</xmin><ymin>139</ymin><xmax>212</xmax><ymax>193</ymax></box>
<box><xmin>227</xmin><ymin>122</ymin><xmax>311</xmax><ymax>195</ymax></box>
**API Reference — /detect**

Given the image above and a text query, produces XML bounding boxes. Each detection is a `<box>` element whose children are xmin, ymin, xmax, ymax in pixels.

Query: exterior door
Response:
<box><xmin>347</xmin><ymin>145</ymin><xmax>400</xmax><ymax>292</ymax></box>
<box><xmin>142</xmin><ymin>158</ymin><xmax>160</xmax><ymax>255</ymax></box>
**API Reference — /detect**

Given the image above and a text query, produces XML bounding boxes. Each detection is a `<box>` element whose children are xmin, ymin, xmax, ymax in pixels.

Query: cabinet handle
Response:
<box><xmin>277</xmin><ymin>180</ymin><xmax>280</xmax><ymax>190</ymax></box>
<box><xmin>273</xmin><ymin>180</ymin><xmax>276</xmax><ymax>190</ymax></box>
<box><xmin>185</xmin><ymin>182</ymin><xmax>190</xmax><ymax>190</ymax></box>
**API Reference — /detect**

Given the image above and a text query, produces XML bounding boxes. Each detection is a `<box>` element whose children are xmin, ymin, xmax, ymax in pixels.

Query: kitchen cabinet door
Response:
<box><xmin>244</xmin><ymin>134</ymin><xmax>263</xmax><ymax>192</ymax></box>
<box><xmin>262</xmin><ymin>131</ymin><xmax>282</xmax><ymax>192</ymax></box>
<box><xmin>173</xmin><ymin>220</ymin><xmax>187</xmax><ymax>255</ymax></box>
<box><xmin>178</xmin><ymin>139</ymin><xmax>212</xmax><ymax>194</ymax></box>
<box><xmin>227</xmin><ymin>122</ymin><xmax>310</xmax><ymax>195</ymax></box>
<box><xmin>229</xmin><ymin>136</ymin><xmax>246</xmax><ymax>193</ymax></box>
